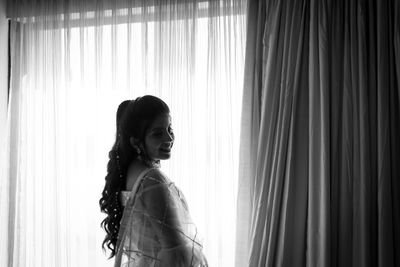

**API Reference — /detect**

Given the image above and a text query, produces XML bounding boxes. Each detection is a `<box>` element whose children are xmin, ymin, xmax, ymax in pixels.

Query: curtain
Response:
<box><xmin>0</xmin><ymin>1</ymin><xmax>247</xmax><ymax>266</ymax></box>
<box><xmin>236</xmin><ymin>0</ymin><xmax>400</xmax><ymax>266</ymax></box>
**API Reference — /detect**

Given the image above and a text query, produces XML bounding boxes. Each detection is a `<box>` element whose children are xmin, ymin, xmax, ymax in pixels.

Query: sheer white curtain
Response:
<box><xmin>0</xmin><ymin>1</ymin><xmax>247</xmax><ymax>266</ymax></box>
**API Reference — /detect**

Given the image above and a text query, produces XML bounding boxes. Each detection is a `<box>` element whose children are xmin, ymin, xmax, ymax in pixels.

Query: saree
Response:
<box><xmin>114</xmin><ymin>167</ymin><xmax>208</xmax><ymax>267</ymax></box>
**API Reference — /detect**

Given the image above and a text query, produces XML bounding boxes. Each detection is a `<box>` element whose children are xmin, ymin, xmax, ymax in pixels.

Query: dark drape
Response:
<box><xmin>236</xmin><ymin>0</ymin><xmax>400</xmax><ymax>266</ymax></box>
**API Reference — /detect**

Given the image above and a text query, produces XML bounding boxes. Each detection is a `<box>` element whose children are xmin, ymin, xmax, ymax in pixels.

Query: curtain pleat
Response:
<box><xmin>236</xmin><ymin>0</ymin><xmax>400</xmax><ymax>266</ymax></box>
<box><xmin>234</xmin><ymin>0</ymin><xmax>265</xmax><ymax>266</ymax></box>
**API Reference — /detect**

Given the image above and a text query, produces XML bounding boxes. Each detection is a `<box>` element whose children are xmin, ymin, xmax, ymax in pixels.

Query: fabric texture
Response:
<box><xmin>115</xmin><ymin>168</ymin><xmax>207</xmax><ymax>267</ymax></box>
<box><xmin>236</xmin><ymin>0</ymin><xmax>400</xmax><ymax>266</ymax></box>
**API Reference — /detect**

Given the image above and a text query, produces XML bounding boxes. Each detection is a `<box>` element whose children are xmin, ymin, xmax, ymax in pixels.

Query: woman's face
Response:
<box><xmin>144</xmin><ymin>113</ymin><xmax>174</xmax><ymax>161</ymax></box>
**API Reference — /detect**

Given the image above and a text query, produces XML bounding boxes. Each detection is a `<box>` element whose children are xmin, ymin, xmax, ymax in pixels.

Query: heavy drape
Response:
<box><xmin>0</xmin><ymin>1</ymin><xmax>247</xmax><ymax>266</ymax></box>
<box><xmin>236</xmin><ymin>0</ymin><xmax>400</xmax><ymax>266</ymax></box>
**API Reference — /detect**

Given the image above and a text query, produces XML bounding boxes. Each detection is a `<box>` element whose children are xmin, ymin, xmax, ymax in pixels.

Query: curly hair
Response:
<box><xmin>99</xmin><ymin>95</ymin><xmax>170</xmax><ymax>258</ymax></box>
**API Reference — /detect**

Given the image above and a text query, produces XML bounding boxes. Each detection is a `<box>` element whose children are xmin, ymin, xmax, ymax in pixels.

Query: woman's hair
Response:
<box><xmin>99</xmin><ymin>95</ymin><xmax>170</xmax><ymax>258</ymax></box>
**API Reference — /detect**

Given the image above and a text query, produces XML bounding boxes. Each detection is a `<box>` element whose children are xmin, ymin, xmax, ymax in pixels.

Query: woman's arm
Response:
<box><xmin>139</xmin><ymin>174</ymin><xmax>186</xmax><ymax>248</ymax></box>
<box><xmin>137</xmin><ymin>171</ymin><xmax>208</xmax><ymax>266</ymax></box>
<box><xmin>139</xmin><ymin>172</ymin><xmax>201</xmax><ymax>266</ymax></box>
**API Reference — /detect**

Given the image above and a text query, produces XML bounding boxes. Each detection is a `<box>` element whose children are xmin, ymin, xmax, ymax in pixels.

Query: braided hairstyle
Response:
<box><xmin>99</xmin><ymin>95</ymin><xmax>170</xmax><ymax>258</ymax></box>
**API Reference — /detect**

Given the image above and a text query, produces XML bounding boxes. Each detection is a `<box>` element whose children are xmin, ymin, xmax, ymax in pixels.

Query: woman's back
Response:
<box><xmin>124</xmin><ymin>159</ymin><xmax>152</xmax><ymax>191</ymax></box>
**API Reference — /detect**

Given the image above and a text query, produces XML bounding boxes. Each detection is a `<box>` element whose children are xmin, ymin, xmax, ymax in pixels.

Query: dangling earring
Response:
<box><xmin>136</xmin><ymin>143</ymin><xmax>160</xmax><ymax>168</ymax></box>
<box><xmin>133</xmin><ymin>144</ymin><xmax>141</xmax><ymax>156</ymax></box>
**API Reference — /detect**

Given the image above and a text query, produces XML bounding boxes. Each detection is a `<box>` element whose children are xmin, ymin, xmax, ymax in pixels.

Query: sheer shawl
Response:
<box><xmin>115</xmin><ymin>168</ymin><xmax>207</xmax><ymax>267</ymax></box>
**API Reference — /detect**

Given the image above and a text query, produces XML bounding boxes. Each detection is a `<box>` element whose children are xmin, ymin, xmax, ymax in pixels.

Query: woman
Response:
<box><xmin>99</xmin><ymin>95</ymin><xmax>208</xmax><ymax>267</ymax></box>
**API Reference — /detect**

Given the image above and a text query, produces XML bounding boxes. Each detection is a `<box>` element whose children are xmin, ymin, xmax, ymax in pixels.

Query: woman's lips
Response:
<box><xmin>160</xmin><ymin>148</ymin><xmax>171</xmax><ymax>153</ymax></box>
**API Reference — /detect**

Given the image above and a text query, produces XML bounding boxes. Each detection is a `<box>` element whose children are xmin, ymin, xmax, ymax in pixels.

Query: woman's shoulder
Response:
<box><xmin>142</xmin><ymin>168</ymin><xmax>170</xmax><ymax>185</ymax></box>
<box><xmin>138</xmin><ymin>168</ymin><xmax>173</xmax><ymax>197</ymax></box>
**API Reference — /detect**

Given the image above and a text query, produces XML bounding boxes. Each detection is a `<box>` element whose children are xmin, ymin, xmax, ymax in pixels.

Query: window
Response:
<box><xmin>6</xmin><ymin>2</ymin><xmax>246</xmax><ymax>266</ymax></box>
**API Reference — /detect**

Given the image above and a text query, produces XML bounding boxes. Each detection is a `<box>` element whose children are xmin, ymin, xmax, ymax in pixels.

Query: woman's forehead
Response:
<box><xmin>150</xmin><ymin>113</ymin><xmax>171</xmax><ymax>128</ymax></box>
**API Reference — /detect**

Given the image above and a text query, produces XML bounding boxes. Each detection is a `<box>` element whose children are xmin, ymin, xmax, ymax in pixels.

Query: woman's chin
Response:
<box><xmin>158</xmin><ymin>153</ymin><xmax>171</xmax><ymax>160</ymax></box>
<box><xmin>160</xmin><ymin>155</ymin><xmax>171</xmax><ymax>160</ymax></box>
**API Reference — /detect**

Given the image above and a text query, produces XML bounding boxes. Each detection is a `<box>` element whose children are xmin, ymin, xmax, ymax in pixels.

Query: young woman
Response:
<box><xmin>99</xmin><ymin>95</ymin><xmax>208</xmax><ymax>267</ymax></box>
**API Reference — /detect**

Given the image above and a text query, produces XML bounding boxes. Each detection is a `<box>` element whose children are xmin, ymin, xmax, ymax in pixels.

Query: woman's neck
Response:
<box><xmin>128</xmin><ymin>158</ymin><xmax>149</xmax><ymax>172</ymax></box>
<box><xmin>123</xmin><ymin>159</ymin><xmax>150</xmax><ymax>191</ymax></box>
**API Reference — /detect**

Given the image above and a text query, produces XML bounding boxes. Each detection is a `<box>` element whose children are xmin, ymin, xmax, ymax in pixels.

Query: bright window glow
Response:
<box><xmin>11</xmin><ymin>5</ymin><xmax>245</xmax><ymax>267</ymax></box>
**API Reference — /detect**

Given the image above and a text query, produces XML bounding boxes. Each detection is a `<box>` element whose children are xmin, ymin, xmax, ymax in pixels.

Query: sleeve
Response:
<box><xmin>114</xmin><ymin>172</ymin><xmax>208</xmax><ymax>267</ymax></box>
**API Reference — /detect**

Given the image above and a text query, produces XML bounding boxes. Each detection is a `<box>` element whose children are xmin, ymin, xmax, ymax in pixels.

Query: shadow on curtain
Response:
<box><xmin>236</xmin><ymin>0</ymin><xmax>400</xmax><ymax>266</ymax></box>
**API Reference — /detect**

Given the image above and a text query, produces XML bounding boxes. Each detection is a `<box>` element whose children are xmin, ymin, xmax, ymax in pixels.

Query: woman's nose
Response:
<box><xmin>166</xmin><ymin>132</ymin><xmax>174</xmax><ymax>142</ymax></box>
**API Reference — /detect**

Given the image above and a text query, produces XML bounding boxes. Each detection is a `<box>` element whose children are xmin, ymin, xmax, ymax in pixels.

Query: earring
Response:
<box><xmin>133</xmin><ymin>144</ymin><xmax>141</xmax><ymax>155</ymax></box>
<box><xmin>136</xmin><ymin>143</ymin><xmax>145</xmax><ymax>162</ymax></box>
<box><xmin>136</xmin><ymin>143</ymin><xmax>160</xmax><ymax>168</ymax></box>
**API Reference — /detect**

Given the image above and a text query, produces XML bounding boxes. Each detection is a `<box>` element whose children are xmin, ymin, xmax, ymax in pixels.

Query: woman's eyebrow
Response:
<box><xmin>152</xmin><ymin>125</ymin><xmax>171</xmax><ymax>131</ymax></box>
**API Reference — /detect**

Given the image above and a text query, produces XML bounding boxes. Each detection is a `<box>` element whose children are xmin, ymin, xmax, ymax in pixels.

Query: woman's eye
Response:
<box><xmin>152</xmin><ymin>128</ymin><xmax>173</xmax><ymax>137</ymax></box>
